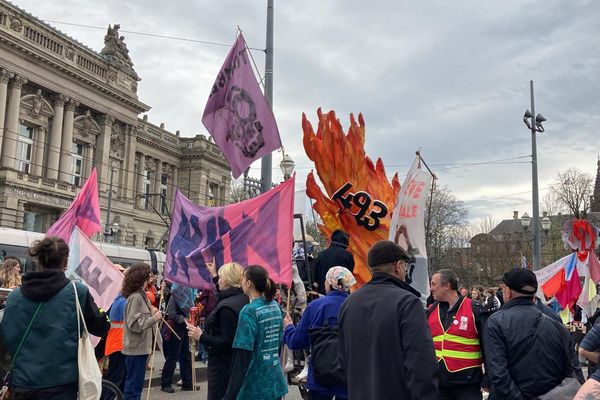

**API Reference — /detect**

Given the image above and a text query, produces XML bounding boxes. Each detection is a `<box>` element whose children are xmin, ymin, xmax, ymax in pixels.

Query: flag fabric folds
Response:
<box><xmin>165</xmin><ymin>175</ymin><xmax>295</xmax><ymax>289</ymax></box>
<box><xmin>202</xmin><ymin>33</ymin><xmax>282</xmax><ymax>179</ymax></box>
<box><xmin>46</xmin><ymin>168</ymin><xmax>101</xmax><ymax>242</ymax></box>
<box><xmin>66</xmin><ymin>227</ymin><xmax>124</xmax><ymax>312</ymax></box>
<box><xmin>388</xmin><ymin>155</ymin><xmax>433</xmax><ymax>302</ymax></box>
<box><xmin>169</xmin><ymin>283</ymin><xmax>197</xmax><ymax>316</ymax></box>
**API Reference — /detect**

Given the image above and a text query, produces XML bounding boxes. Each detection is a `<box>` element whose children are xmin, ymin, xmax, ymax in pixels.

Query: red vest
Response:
<box><xmin>428</xmin><ymin>297</ymin><xmax>482</xmax><ymax>372</ymax></box>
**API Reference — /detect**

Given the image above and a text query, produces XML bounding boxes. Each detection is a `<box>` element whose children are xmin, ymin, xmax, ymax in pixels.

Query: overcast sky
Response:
<box><xmin>12</xmin><ymin>0</ymin><xmax>600</xmax><ymax>226</ymax></box>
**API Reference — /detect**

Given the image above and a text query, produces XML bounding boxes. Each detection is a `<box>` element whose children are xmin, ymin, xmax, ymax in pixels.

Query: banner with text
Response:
<box><xmin>389</xmin><ymin>155</ymin><xmax>433</xmax><ymax>301</ymax></box>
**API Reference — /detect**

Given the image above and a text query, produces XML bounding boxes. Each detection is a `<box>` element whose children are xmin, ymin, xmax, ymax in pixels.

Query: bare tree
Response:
<box><xmin>473</xmin><ymin>215</ymin><xmax>498</xmax><ymax>235</ymax></box>
<box><xmin>550</xmin><ymin>168</ymin><xmax>594</xmax><ymax>218</ymax></box>
<box><xmin>230</xmin><ymin>178</ymin><xmax>247</xmax><ymax>203</ymax></box>
<box><xmin>425</xmin><ymin>185</ymin><xmax>469</xmax><ymax>272</ymax></box>
<box><xmin>541</xmin><ymin>190</ymin><xmax>567</xmax><ymax>216</ymax></box>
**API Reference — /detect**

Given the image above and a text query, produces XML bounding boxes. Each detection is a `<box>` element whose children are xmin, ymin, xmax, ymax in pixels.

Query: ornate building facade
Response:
<box><xmin>0</xmin><ymin>1</ymin><xmax>231</xmax><ymax>249</ymax></box>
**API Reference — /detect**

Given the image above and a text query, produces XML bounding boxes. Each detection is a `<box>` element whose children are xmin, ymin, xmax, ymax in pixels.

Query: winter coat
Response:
<box><xmin>200</xmin><ymin>287</ymin><xmax>248</xmax><ymax>400</ymax></box>
<box><xmin>338</xmin><ymin>272</ymin><xmax>438</xmax><ymax>400</ymax></box>
<box><xmin>314</xmin><ymin>244</ymin><xmax>354</xmax><ymax>294</ymax></box>
<box><xmin>484</xmin><ymin>296</ymin><xmax>574</xmax><ymax>399</ymax></box>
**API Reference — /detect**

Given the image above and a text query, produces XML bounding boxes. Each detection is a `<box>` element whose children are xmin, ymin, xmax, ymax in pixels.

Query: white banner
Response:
<box><xmin>67</xmin><ymin>227</ymin><xmax>124</xmax><ymax>311</ymax></box>
<box><xmin>389</xmin><ymin>156</ymin><xmax>432</xmax><ymax>301</ymax></box>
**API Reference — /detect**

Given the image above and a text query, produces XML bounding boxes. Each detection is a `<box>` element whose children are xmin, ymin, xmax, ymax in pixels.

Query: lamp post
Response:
<box><xmin>521</xmin><ymin>212</ymin><xmax>551</xmax><ymax>265</ymax></box>
<box><xmin>104</xmin><ymin>167</ymin><xmax>115</xmax><ymax>242</ymax></box>
<box><xmin>260</xmin><ymin>0</ymin><xmax>275</xmax><ymax>193</ymax></box>
<box><xmin>280</xmin><ymin>154</ymin><xmax>295</xmax><ymax>181</ymax></box>
<box><xmin>523</xmin><ymin>80</ymin><xmax>547</xmax><ymax>270</ymax></box>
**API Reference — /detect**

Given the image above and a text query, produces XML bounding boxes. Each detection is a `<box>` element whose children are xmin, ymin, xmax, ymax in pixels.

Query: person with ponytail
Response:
<box><xmin>222</xmin><ymin>265</ymin><xmax>288</xmax><ymax>400</ymax></box>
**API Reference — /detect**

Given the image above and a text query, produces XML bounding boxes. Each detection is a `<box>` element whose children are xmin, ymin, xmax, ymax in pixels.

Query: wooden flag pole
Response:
<box><xmin>145</xmin><ymin>281</ymin><xmax>166</xmax><ymax>400</ymax></box>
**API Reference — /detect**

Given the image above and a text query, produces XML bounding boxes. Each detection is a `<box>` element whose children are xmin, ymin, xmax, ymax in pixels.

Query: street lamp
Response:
<box><xmin>541</xmin><ymin>215</ymin><xmax>551</xmax><ymax>233</ymax></box>
<box><xmin>521</xmin><ymin>212</ymin><xmax>531</xmax><ymax>230</ymax></box>
<box><xmin>280</xmin><ymin>154</ymin><xmax>295</xmax><ymax>181</ymax></box>
<box><xmin>523</xmin><ymin>80</ymin><xmax>547</xmax><ymax>270</ymax></box>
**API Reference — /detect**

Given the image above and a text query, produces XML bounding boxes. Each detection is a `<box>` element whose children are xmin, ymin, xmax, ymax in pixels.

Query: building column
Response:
<box><xmin>96</xmin><ymin>115</ymin><xmax>113</xmax><ymax>193</ymax></box>
<box><xmin>171</xmin><ymin>165</ymin><xmax>179</xmax><ymax>207</ymax></box>
<box><xmin>1</xmin><ymin>74</ymin><xmax>27</xmax><ymax>169</ymax></box>
<box><xmin>84</xmin><ymin>145</ymin><xmax>93</xmax><ymax>178</ymax></box>
<box><xmin>123</xmin><ymin>125</ymin><xmax>137</xmax><ymax>200</ymax></box>
<box><xmin>46</xmin><ymin>94</ymin><xmax>66</xmax><ymax>179</ymax></box>
<box><xmin>58</xmin><ymin>100</ymin><xmax>77</xmax><ymax>182</ymax></box>
<box><xmin>33</xmin><ymin>127</ymin><xmax>46</xmax><ymax>176</ymax></box>
<box><xmin>153</xmin><ymin>160</ymin><xmax>163</xmax><ymax>210</ymax></box>
<box><xmin>136</xmin><ymin>153</ymin><xmax>145</xmax><ymax>208</ymax></box>
<box><xmin>0</xmin><ymin>69</ymin><xmax>13</xmax><ymax>159</ymax></box>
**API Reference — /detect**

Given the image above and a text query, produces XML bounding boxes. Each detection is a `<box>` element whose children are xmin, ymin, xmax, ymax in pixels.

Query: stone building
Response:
<box><xmin>0</xmin><ymin>1</ymin><xmax>231</xmax><ymax>249</ymax></box>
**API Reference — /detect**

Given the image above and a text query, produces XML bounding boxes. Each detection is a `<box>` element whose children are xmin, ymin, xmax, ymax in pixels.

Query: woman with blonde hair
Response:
<box><xmin>0</xmin><ymin>258</ymin><xmax>21</xmax><ymax>288</ymax></box>
<box><xmin>187</xmin><ymin>262</ymin><xmax>248</xmax><ymax>400</ymax></box>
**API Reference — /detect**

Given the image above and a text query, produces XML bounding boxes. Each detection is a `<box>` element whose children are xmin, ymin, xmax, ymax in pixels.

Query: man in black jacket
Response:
<box><xmin>484</xmin><ymin>268</ymin><xmax>575</xmax><ymax>399</ymax></box>
<box><xmin>314</xmin><ymin>230</ymin><xmax>354</xmax><ymax>294</ymax></box>
<box><xmin>338</xmin><ymin>240</ymin><xmax>438</xmax><ymax>400</ymax></box>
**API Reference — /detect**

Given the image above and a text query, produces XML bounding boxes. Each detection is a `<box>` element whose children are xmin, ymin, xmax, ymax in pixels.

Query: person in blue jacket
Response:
<box><xmin>283</xmin><ymin>266</ymin><xmax>356</xmax><ymax>400</ymax></box>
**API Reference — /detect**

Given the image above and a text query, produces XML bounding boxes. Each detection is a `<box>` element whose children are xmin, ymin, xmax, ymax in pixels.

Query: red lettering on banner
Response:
<box><xmin>399</xmin><ymin>205</ymin><xmax>418</xmax><ymax>218</ymax></box>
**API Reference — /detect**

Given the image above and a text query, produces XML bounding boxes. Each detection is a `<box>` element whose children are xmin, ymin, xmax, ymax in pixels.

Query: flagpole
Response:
<box><xmin>260</xmin><ymin>0</ymin><xmax>274</xmax><ymax>193</ymax></box>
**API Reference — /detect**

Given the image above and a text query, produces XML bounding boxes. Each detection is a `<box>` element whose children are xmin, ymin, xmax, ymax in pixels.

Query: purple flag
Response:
<box><xmin>202</xmin><ymin>33</ymin><xmax>281</xmax><ymax>178</ymax></box>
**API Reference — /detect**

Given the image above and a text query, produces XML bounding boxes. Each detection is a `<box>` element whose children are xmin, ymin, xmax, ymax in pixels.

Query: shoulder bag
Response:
<box><xmin>73</xmin><ymin>282</ymin><xmax>102</xmax><ymax>400</ymax></box>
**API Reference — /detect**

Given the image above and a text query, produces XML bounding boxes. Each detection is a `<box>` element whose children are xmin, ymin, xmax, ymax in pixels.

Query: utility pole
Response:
<box><xmin>104</xmin><ymin>167</ymin><xmax>115</xmax><ymax>242</ymax></box>
<box><xmin>260</xmin><ymin>0</ymin><xmax>274</xmax><ymax>193</ymax></box>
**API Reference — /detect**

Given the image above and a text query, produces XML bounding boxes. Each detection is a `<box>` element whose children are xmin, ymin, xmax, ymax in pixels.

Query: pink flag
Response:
<box><xmin>589</xmin><ymin>252</ymin><xmax>600</xmax><ymax>284</ymax></box>
<box><xmin>202</xmin><ymin>33</ymin><xmax>281</xmax><ymax>178</ymax></box>
<box><xmin>46</xmin><ymin>168</ymin><xmax>101</xmax><ymax>242</ymax></box>
<box><xmin>165</xmin><ymin>175</ymin><xmax>295</xmax><ymax>289</ymax></box>
<box><xmin>66</xmin><ymin>227</ymin><xmax>124</xmax><ymax>312</ymax></box>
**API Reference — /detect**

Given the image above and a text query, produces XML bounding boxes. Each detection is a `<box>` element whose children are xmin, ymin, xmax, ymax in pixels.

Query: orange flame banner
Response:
<box><xmin>303</xmin><ymin>109</ymin><xmax>400</xmax><ymax>285</ymax></box>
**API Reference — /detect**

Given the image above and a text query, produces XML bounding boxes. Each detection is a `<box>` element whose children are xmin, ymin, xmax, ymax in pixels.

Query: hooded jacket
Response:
<box><xmin>0</xmin><ymin>270</ymin><xmax>109</xmax><ymax>393</ymax></box>
<box><xmin>338</xmin><ymin>273</ymin><xmax>438</xmax><ymax>400</ymax></box>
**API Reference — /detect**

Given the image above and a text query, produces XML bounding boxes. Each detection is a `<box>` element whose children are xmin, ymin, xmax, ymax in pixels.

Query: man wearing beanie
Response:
<box><xmin>338</xmin><ymin>240</ymin><xmax>438</xmax><ymax>400</ymax></box>
<box><xmin>484</xmin><ymin>268</ymin><xmax>577</xmax><ymax>399</ymax></box>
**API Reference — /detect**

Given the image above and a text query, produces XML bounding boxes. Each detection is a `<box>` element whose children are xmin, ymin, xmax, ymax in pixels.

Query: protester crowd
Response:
<box><xmin>2</xmin><ymin>229</ymin><xmax>600</xmax><ymax>399</ymax></box>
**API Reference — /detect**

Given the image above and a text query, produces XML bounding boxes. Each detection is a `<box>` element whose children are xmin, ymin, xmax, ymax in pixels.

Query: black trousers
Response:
<box><xmin>160</xmin><ymin>323</ymin><xmax>192</xmax><ymax>388</ymax></box>
<box><xmin>438</xmin><ymin>384</ymin><xmax>482</xmax><ymax>400</ymax></box>
<box><xmin>207</xmin><ymin>352</ymin><xmax>233</xmax><ymax>400</ymax></box>
<box><xmin>101</xmin><ymin>351</ymin><xmax>127</xmax><ymax>400</ymax></box>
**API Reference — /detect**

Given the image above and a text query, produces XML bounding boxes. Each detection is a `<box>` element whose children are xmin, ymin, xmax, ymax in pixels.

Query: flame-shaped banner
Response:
<box><xmin>303</xmin><ymin>109</ymin><xmax>400</xmax><ymax>285</ymax></box>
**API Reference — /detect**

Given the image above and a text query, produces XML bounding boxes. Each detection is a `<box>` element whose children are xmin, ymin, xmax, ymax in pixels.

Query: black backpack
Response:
<box><xmin>308</xmin><ymin>320</ymin><xmax>345</xmax><ymax>387</ymax></box>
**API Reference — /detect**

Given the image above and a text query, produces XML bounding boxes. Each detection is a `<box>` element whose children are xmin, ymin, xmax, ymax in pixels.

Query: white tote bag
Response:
<box><xmin>73</xmin><ymin>282</ymin><xmax>102</xmax><ymax>400</ymax></box>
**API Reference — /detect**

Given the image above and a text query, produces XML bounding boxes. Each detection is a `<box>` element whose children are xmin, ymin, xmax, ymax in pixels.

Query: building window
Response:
<box><xmin>71</xmin><ymin>143</ymin><xmax>84</xmax><ymax>186</ymax></box>
<box><xmin>186</xmin><ymin>142</ymin><xmax>193</xmax><ymax>149</ymax></box>
<box><xmin>208</xmin><ymin>182</ymin><xmax>219</xmax><ymax>207</ymax></box>
<box><xmin>160</xmin><ymin>174</ymin><xmax>168</xmax><ymax>214</ymax></box>
<box><xmin>143</xmin><ymin>170</ymin><xmax>151</xmax><ymax>209</ymax></box>
<box><xmin>16</xmin><ymin>124</ymin><xmax>33</xmax><ymax>173</ymax></box>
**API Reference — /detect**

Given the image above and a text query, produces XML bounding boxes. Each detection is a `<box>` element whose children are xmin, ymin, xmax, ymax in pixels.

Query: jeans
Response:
<box><xmin>123</xmin><ymin>354</ymin><xmax>149</xmax><ymax>400</ymax></box>
<box><xmin>160</xmin><ymin>323</ymin><xmax>192</xmax><ymax>388</ymax></box>
<box><xmin>101</xmin><ymin>351</ymin><xmax>127</xmax><ymax>400</ymax></box>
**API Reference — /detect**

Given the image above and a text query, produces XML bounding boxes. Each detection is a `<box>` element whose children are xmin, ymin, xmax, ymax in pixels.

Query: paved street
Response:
<box><xmin>140</xmin><ymin>352</ymin><xmax>304</xmax><ymax>399</ymax></box>
<box><xmin>142</xmin><ymin>382</ymin><xmax>305</xmax><ymax>400</ymax></box>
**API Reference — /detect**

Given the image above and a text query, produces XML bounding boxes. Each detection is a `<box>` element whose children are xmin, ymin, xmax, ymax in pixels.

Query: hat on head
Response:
<box><xmin>326</xmin><ymin>266</ymin><xmax>357</xmax><ymax>291</ymax></box>
<box><xmin>367</xmin><ymin>240</ymin><xmax>411</xmax><ymax>267</ymax></box>
<box><xmin>502</xmin><ymin>268</ymin><xmax>538</xmax><ymax>295</ymax></box>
